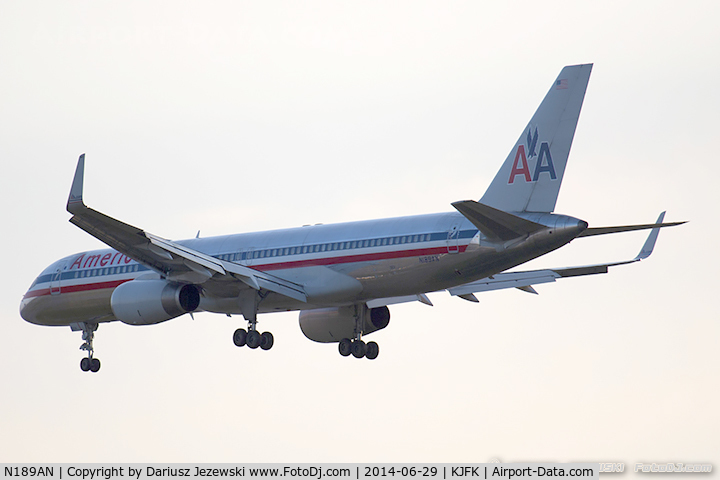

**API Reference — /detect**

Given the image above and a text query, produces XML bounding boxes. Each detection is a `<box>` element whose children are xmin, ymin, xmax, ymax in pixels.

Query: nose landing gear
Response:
<box><xmin>73</xmin><ymin>322</ymin><xmax>101</xmax><ymax>373</ymax></box>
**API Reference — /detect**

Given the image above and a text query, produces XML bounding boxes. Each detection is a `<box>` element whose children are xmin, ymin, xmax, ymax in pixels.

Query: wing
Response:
<box><xmin>66</xmin><ymin>155</ymin><xmax>306</xmax><ymax>302</ymax></box>
<box><xmin>365</xmin><ymin>212</ymin><xmax>673</xmax><ymax>308</ymax></box>
<box><xmin>447</xmin><ymin>212</ymin><xmax>670</xmax><ymax>300</ymax></box>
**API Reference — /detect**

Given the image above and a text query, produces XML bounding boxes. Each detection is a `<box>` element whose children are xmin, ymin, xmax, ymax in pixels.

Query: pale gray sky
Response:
<box><xmin>1</xmin><ymin>0</ymin><xmax>717</xmax><ymax>470</ymax></box>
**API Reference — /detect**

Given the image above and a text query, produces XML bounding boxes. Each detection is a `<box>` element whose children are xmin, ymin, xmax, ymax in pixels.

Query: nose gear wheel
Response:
<box><xmin>76</xmin><ymin>322</ymin><xmax>101</xmax><ymax>373</ymax></box>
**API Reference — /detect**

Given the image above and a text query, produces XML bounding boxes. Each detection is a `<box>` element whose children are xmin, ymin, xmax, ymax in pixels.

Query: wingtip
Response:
<box><xmin>635</xmin><ymin>212</ymin><xmax>667</xmax><ymax>261</ymax></box>
<box><xmin>67</xmin><ymin>154</ymin><xmax>86</xmax><ymax>214</ymax></box>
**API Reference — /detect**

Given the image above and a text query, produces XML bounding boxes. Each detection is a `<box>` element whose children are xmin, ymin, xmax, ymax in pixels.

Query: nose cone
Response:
<box><xmin>19</xmin><ymin>276</ymin><xmax>44</xmax><ymax>325</ymax></box>
<box><xmin>19</xmin><ymin>295</ymin><xmax>35</xmax><ymax>323</ymax></box>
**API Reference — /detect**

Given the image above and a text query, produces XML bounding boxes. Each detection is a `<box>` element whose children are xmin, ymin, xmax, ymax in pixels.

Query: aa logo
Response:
<box><xmin>508</xmin><ymin>127</ymin><xmax>557</xmax><ymax>184</ymax></box>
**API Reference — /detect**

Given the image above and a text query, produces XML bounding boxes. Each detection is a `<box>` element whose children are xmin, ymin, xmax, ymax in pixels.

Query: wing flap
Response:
<box><xmin>366</xmin><ymin>294</ymin><xmax>434</xmax><ymax>309</ymax></box>
<box><xmin>448</xmin><ymin>270</ymin><xmax>559</xmax><ymax>296</ymax></box>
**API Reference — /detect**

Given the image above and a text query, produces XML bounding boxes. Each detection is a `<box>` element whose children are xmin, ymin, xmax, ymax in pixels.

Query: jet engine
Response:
<box><xmin>299</xmin><ymin>305</ymin><xmax>390</xmax><ymax>343</ymax></box>
<box><xmin>111</xmin><ymin>279</ymin><xmax>200</xmax><ymax>326</ymax></box>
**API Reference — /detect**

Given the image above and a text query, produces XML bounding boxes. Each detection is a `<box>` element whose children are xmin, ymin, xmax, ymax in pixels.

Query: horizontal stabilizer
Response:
<box><xmin>578</xmin><ymin>215</ymin><xmax>685</xmax><ymax>238</ymax></box>
<box><xmin>452</xmin><ymin>200</ymin><xmax>545</xmax><ymax>242</ymax></box>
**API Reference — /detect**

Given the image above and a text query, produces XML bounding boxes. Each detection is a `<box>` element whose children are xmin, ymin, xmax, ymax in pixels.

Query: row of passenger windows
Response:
<box><xmin>215</xmin><ymin>233</ymin><xmax>437</xmax><ymax>262</ymax></box>
<box><xmin>50</xmin><ymin>230</ymin><xmax>469</xmax><ymax>283</ymax></box>
<box><xmin>72</xmin><ymin>264</ymin><xmax>143</xmax><ymax>279</ymax></box>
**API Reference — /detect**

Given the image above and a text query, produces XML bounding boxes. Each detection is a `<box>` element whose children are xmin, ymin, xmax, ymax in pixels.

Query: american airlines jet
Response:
<box><xmin>20</xmin><ymin>64</ymin><xmax>683</xmax><ymax>372</ymax></box>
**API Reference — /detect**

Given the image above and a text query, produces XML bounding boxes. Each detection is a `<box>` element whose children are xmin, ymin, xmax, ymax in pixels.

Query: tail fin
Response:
<box><xmin>480</xmin><ymin>64</ymin><xmax>593</xmax><ymax>213</ymax></box>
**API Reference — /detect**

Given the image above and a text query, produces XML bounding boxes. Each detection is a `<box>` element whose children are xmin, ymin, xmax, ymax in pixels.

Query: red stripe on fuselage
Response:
<box><xmin>251</xmin><ymin>245</ymin><xmax>467</xmax><ymax>271</ymax></box>
<box><xmin>24</xmin><ymin>244</ymin><xmax>469</xmax><ymax>298</ymax></box>
<box><xmin>23</xmin><ymin>278</ymin><xmax>132</xmax><ymax>299</ymax></box>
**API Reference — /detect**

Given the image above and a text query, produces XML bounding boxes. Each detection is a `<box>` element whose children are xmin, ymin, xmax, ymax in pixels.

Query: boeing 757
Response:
<box><xmin>20</xmin><ymin>64</ymin><xmax>684</xmax><ymax>372</ymax></box>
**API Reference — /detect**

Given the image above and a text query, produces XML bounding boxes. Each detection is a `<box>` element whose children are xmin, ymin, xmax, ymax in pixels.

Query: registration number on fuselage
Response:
<box><xmin>418</xmin><ymin>255</ymin><xmax>440</xmax><ymax>264</ymax></box>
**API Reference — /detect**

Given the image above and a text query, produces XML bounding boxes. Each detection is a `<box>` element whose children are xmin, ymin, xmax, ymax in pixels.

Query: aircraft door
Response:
<box><xmin>245</xmin><ymin>248</ymin><xmax>254</xmax><ymax>266</ymax></box>
<box><xmin>51</xmin><ymin>268</ymin><xmax>62</xmax><ymax>295</ymax></box>
<box><xmin>447</xmin><ymin>225</ymin><xmax>460</xmax><ymax>254</ymax></box>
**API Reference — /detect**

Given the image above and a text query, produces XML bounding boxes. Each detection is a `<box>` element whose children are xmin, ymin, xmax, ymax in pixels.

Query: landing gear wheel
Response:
<box><xmin>246</xmin><ymin>330</ymin><xmax>261</xmax><ymax>349</ymax></box>
<box><xmin>80</xmin><ymin>357</ymin><xmax>90</xmax><ymax>372</ymax></box>
<box><xmin>365</xmin><ymin>341</ymin><xmax>379</xmax><ymax>360</ymax></box>
<box><xmin>90</xmin><ymin>358</ymin><xmax>101</xmax><ymax>372</ymax></box>
<box><xmin>339</xmin><ymin>338</ymin><xmax>352</xmax><ymax>357</ymax></box>
<box><xmin>351</xmin><ymin>340</ymin><xmax>367</xmax><ymax>358</ymax></box>
<box><xmin>260</xmin><ymin>331</ymin><xmax>274</xmax><ymax>350</ymax></box>
<box><xmin>233</xmin><ymin>328</ymin><xmax>247</xmax><ymax>347</ymax></box>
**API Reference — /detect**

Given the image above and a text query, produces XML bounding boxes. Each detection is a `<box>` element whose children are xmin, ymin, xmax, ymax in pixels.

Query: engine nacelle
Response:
<box><xmin>111</xmin><ymin>279</ymin><xmax>200</xmax><ymax>326</ymax></box>
<box><xmin>299</xmin><ymin>305</ymin><xmax>390</xmax><ymax>343</ymax></box>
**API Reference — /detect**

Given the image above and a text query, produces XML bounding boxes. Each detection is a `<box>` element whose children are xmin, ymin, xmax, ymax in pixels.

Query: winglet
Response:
<box><xmin>635</xmin><ymin>212</ymin><xmax>665</xmax><ymax>261</ymax></box>
<box><xmin>67</xmin><ymin>154</ymin><xmax>86</xmax><ymax>214</ymax></box>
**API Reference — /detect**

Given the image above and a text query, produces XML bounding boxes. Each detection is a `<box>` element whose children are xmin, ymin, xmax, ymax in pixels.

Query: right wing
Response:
<box><xmin>362</xmin><ymin>212</ymin><xmax>680</xmax><ymax>308</ymax></box>
<box><xmin>447</xmin><ymin>212</ymin><xmax>671</xmax><ymax>300</ymax></box>
<box><xmin>67</xmin><ymin>154</ymin><xmax>307</xmax><ymax>302</ymax></box>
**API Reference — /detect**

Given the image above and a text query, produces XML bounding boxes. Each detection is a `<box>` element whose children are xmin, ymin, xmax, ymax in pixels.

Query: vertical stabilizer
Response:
<box><xmin>480</xmin><ymin>64</ymin><xmax>592</xmax><ymax>212</ymax></box>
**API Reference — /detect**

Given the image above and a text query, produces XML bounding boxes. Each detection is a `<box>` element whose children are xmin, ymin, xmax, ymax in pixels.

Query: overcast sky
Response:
<box><xmin>1</xmin><ymin>0</ymin><xmax>718</xmax><ymax>471</ymax></box>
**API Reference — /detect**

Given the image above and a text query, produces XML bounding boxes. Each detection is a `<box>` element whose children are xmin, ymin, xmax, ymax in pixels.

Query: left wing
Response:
<box><xmin>66</xmin><ymin>154</ymin><xmax>307</xmax><ymax>302</ymax></box>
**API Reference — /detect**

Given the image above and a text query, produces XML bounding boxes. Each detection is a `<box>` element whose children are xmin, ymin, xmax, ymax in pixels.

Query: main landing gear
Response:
<box><xmin>233</xmin><ymin>327</ymin><xmax>274</xmax><ymax>350</ymax></box>
<box><xmin>337</xmin><ymin>305</ymin><xmax>380</xmax><ymax>360</ymax></box>
<box><xmin>232</xmin><ymin>289</ymin><xmax>274</xmax><ymax>351</ymax></box>
<box><xmin>338</xmin><ymin>338</ymin><xmax>379</xmax><ymax>360</ymax></box>
<box><xmin>75</xmin><ymin>322</ymin><xmax>101</xmax><ymax>372</ymax></box>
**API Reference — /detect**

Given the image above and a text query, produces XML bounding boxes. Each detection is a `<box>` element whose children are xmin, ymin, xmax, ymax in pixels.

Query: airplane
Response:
<box><xmin>20</xmin><ymin>63</ymin><xmax>684</xmax><ymax>372</ymax></box>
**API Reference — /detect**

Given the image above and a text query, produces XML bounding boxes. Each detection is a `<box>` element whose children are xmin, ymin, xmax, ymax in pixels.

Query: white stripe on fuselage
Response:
<box><xmin>22</xmin><ymin>212</ymin><xmax>483</xmax><ymax>325</ymax></box>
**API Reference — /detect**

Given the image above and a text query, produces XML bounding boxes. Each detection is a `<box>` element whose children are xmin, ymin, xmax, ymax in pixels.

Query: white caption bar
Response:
<box><xmin>1</xmin><ymin>464</ymin><xmax>598</xmax><ymax>480</ymax></box>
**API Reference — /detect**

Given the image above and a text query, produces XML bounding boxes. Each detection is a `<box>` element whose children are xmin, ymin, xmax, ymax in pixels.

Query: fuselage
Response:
<box><xmin>20</xmin><ymin>210</ymin><xmax>587</xmax><ymax>327</ymax></box>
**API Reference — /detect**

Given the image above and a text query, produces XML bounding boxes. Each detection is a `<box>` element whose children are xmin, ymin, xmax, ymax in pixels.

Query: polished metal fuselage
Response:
<box><xmin>20</xmin><ymin>210</ymin><xmax>587</xmax><ymax>326</ymax></box>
